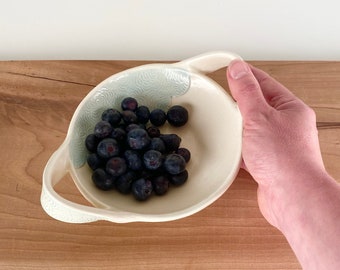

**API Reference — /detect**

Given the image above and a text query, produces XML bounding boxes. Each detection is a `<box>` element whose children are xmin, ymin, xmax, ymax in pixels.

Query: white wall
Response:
<box><xmin>1</xmin><ymin>0</ymin><xmax>340</xmax><ymax>61</ymax></box>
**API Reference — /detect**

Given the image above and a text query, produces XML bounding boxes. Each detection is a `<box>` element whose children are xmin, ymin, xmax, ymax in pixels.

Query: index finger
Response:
<box><xmin>250</xmin><ymin>66</ymin><xmax>298</xmax><ymax>108</ymax></box>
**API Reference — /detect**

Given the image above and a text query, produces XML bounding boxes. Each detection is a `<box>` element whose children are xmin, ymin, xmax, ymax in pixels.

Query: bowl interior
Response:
<box><xmin>68</xmin><ymin>65</ymin><xmax>242</xmax><ymax>218</ymax></box>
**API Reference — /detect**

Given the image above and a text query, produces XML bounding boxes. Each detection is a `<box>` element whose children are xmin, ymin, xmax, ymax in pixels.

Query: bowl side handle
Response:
<box><xmin>40</xmin><ymin>142</ymin><xmax>106</xmax><ymax>223</ymax></box>
<box><xmin>174</xmin><ymin>51</ymin><xmax>242</xmax><ymax>74</ymax></box>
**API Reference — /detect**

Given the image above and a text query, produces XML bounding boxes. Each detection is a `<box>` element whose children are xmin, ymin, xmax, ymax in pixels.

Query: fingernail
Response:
<box><xmin>229</xmin><ymin>60</ymin><xmax>251</xmax><ymax>79</ymax></box>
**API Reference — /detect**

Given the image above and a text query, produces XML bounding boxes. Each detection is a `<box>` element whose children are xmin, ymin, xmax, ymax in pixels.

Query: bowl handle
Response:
<box><xmin>40</xmin><ymin>142</ymin><xmax>102</xmax><ymax>223</ymax></box>
<box><xmin>175</xmin><ymin>50</ymin><xmax>242</xmax><ymax>74</ymax></box>
<box><xmin>41</xmin><ymin>142</ymin><xmax>133</xmax><ymax>223</ymax></box>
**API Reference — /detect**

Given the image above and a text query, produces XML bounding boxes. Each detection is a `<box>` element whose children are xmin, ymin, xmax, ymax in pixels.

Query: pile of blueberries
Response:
<box><xmin>85</xmin><ymin>97</ymin><xmax>191</xmax><ymax>201</ymax></box>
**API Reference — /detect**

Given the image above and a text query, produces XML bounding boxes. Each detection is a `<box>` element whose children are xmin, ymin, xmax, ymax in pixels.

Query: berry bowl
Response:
<box><xmin>40</xmin><ymin>51</ymin><xmax>243</xmax><ymax>223</ymax></box>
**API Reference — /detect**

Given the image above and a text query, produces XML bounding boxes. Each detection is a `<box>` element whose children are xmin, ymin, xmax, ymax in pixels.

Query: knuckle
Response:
<box><xmin>304</xmin><ymin>105</ymin><xmax>316</xmax><ymax>120</ymax></box>
<box><xmin>307</xmin><ymin>106</ymin><xmax>316</xmax><ymax>116</ymax></box>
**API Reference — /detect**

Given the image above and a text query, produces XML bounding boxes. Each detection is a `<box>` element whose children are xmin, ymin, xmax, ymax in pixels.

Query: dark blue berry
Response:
<box><xmin>111</xmin><ymin>127</ymin><xmax>126</xmax><ymax>141</ymax></box>
<box><xmin>127</xmin><ymin>128</ymin><xmax>151</xmax><ymax>150</ymax></box>
<box><xmin>176</xmin><ymin>147</ymin><xmax>191</xmax><ymax>162</ymax></box>
<box><xmin>124</xmin><ymin>150</ymin><xmax>143</xmax><ymax>171</ymax></box>
<box><xmin>101</xmin><ymin>108</ymin><xmax>121</xmax><ymax>126</ymax></box>
<box><xmin>86</xmin><ymin>98</ymin><xmax>190</xmax><ymax>201</ymax></box>
<box><xmin>143</xmin><ymin>150</ymin><xmax>163</xmax><ymax>170</ymax></box>
<box><xmin>147</xmin><ymin>126</ymin><xmax>160</xmax><ymax>138</ymax></box>
<box><xmin>167</xmin><ymin>105</ymin><xmax>188</xmax><ymax>127</ymax></box>
<box><xmin>106</xmin><ymin>157</ymin><xmax>127</xmax><ymax>177</ymax></box>
<box><xmin>92</xmin><ymin>168</ymin><xmax>115</xmax><ymax>190</ymax></box>
<box><xmin>152</xmin><ymin>175</ymin><xmax>169</xmax><ymax>195</ymax></box>
<box><xmin>149</xmin><ymin>108</ymin><xmax>167</xmax><ymax>126</ymax></box>
<box><xmin>121</xmin><ymin>97</ymin><xmax>138</xmax><ymax>111</ymax></box>
<box><xmin>87</xmin><ymin>153</ymin><xmax>103</xmax><ymax>170</ymax></box>
<box><xmin>170</xmin><ymin>170</ymin><xmax>188</xmax><ymax>186</ymax></box>
<box><xmin>135</xmin><ymin>105</ymin><xmax>150</xmax><ymax>124</ymax></box>
<box><xmin>94</xmin><ymin>121</ymin><xmax>113</xmax><ymax>138</ymax></box>
<box><xmin>131</xmin><ymin>178</ymin><xmax>153</xmax><ymax>201</ymax></box>
<box><xmin>160</xmin><ymin>134</ymin><xmax>181</xmax><ymax>152</ymax></box>
<box><xmin>85</xmin><ymin>133</ymin><xmax>100</xmax><ymax>152</ymax></box>
<box><xmin>125</xmin><ymin>123</ymin><xmax>146</xmax><ymax>133</ymax></box>
<box><xmin>121</xmin><ymin>110</ymin><xmax>138</xmax><ymax>124</ymax></box>
<box><xmin>115</xmin><ymin>171</ymin><xmax>137</xmax><ymax>194</ymax></box>
<box><xmin>149</xmin><ymin>137</ymin><xmax>166</xmax><ymax>153</ymax></box>
<box><xmin>164</xmin><ymin>154</ymin><xmax>186</xmax><ymax>175</ymax></box>
<box><xmin>97</xmin><ymin>138</ymin><xmax>120</xmax><ymax>159</ymax></box>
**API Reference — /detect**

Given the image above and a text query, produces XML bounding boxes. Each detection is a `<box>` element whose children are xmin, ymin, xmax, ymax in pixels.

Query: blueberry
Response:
<box><xmin>85</xmin><ymin>98</ymin><xmax>191</xmax><ymax>200</ymax></box>
<box><xmin>87</xmin><ymin>153</ymin><xmax>103</xmax><ymax>170</ymax></box>
<box><xmin>85</xmin><ymin>133</ymin><xmax>100</xmax><ymax>152</ymax></box>
<box><xmin>101</xmin><ymin>108</ymin><xmax>121</xmax><ymax>126</ymax></box>
<box><xmin>111</xmin><ymin>127</ymin><xmax>126</xmax><ymax>141</ymax></box>
<box><xmin>149</xmin><ymin>137</ymin><xmax>166</xmax><ymax>153</ymax></box>
<box><xmin>115</xmin><ymin>171</ymin><xmax>137</xmax><ymax>194</ymax></box>
<box><xmin>121</xmin><ymin>97</ymin><xmax>138</xmax><ymax>111</ymax></box>
<box><xmin>136</xmin><ymin>105</ymin><xmax>150</xmax><ymax>124</ymax></box>
<box><xmin>92</xmin><ymin>168</ymin><xmax>115</xmax><ymax>190</ymax></box>
<box><xmin>152</xmin><ymin>175</ymin><xmax>169</xmax><ymax>195</ymax></box>
<box><xmin>106</xmin><ymin>157</ymin><xmax>127</xmax><ymax>177</ymax></box>
<box><xmin>125</xmin><ymin>123</ymin><xmax>145</xmax><ymax>133</ymax></box>
<box><xmin>124</xmin><ymin>150</ymin><xmax>143</xmax><ymax>171</ymax></box>
<box><xmin>94</xmin><ymin>121</ymin><xmax>113</xmax><ymax>138</ymax></box>
<box><xmin>167</xmin><ymin>105</ymin><xmax>188</xmax><ymax>127</ymax></box>
<box><xmin>160</xmin><ymin>134</ymin><xmax>181</xmax><ymax>152</ymax></box>
<box><xmin>143</xmin><ymin>150</ymin><xmax>163</xmax><ymax>170</ymax></box>
<box><xmin>149</xmin><ymin>108</ymin><xmax>167</xmax><ymax>126</ymax></box>
<box><xmin>147</xmin><ymin>126</ymin><xmax>161</xmax><ymax>138</ymax></box>
<box><xmin>164</xmin><ymin>154</ymin><xmax>186</xmax><ymax>175</ymax></box>
<box><xmin>127</xmin><ymin>128</ymin><xmax>151</xmax><ymax>150</ymax></box>
<box><xmin>176</xmin><ymin>147</ymin><xmax>191</xmax><ymax>163</ymax></box>
<box><xmin>97</xmin><ymin>138</ymin><xmax>120</xmax><ymax>159</ymax></box>
<box><xmin>170</xmin><ymin>170</ymin><xmax>188</xmax><ymax>186</ymax></box>
<box><xmin>131</xmin><ymin>178</ymin><xmax>153</xmax><ymax>201</ymax></box>
<box><xmin>121</xmin><ymin>110</ymin><xmax>138</xmax><ymax>124</ymax></box>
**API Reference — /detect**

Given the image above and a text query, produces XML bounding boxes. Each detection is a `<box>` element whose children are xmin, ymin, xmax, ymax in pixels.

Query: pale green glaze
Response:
<box><xmin>69</xmin><ymin>66</ymin><xmax>190</xmax><ymax>168</ymax></box>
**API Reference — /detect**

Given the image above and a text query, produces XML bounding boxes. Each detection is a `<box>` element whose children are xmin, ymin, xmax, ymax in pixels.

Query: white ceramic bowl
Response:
<box><xmin>41</xmin><ymin>51</ymin><xmax>243</xmax><ymax>223</ymax></box>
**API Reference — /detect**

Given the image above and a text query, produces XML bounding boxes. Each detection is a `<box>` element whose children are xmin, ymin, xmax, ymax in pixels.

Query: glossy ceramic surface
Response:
<box><xmin>41</xmin><ymin>51</ymin><xmax>243</xmax><ymax>223</ymax></box>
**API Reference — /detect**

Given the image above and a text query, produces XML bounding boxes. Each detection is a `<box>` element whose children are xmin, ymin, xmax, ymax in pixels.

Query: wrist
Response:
<box><xmin>263</xmin><ymin>166</ymin><xmax>334</xmax><ymax>231</ymax></box>
<box><xmin>265</xmin><ymin>169</ymin><xmax>340</xmax><ymax>269</ymax></box>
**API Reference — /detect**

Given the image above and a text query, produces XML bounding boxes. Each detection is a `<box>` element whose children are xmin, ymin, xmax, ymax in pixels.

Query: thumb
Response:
<box><xmin>227</xmin><ymin>60</ymin><xmax>269</xmax><ymax>119</ymax></box>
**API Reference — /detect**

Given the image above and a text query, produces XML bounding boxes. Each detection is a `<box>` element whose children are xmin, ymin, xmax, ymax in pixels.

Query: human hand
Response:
<box><xmin>226</xmin><ymin>60</ymin><xmax>326</xmax><ymax>228</ymax></box>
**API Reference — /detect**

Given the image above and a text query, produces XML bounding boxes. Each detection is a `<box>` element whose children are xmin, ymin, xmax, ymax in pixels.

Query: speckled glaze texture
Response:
<box><xmin>69</xmin><ymin>66</ymin><xmax>190</xmax><ymax>168</ymax></box>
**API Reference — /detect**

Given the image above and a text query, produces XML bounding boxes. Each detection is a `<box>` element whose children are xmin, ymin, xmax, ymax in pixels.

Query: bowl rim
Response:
<box><xmin>40</xmin><ymin>51</ymin><xmax>243</xmax><ymax>223</ymax></box>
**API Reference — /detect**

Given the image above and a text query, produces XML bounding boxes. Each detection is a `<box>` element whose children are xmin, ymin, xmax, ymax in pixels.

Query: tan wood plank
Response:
<box><xmin>1</xmin><ymin>60</ymin><xmax>339</xmax><ymax>270</ymax></box>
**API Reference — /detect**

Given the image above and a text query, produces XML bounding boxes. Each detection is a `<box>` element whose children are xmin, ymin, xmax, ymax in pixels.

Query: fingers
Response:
<box><xmin>250</xmin><ymin>66</ymin><xmax>298</xmax><ymax>109</ymax></box>
<box><xmin>227</xmin><ymin>60</ymin><xmax>301</xmax><ymax>114</ymax></box>
<box><xmin>227</xmin><ymin>60</ymin><xmax>269</xmax><ymax>119</ymax></box>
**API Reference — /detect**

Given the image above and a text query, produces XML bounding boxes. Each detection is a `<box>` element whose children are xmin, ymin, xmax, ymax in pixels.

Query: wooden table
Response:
<box><xmin>1</xmin><ymin>60</ymin><xmax>339</xmax><ymax>269</ymax></box>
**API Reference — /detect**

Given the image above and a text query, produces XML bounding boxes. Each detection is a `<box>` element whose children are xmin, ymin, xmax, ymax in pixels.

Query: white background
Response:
<box><xmin>1</xmin><ymin>0</ymin><xmax>340</xmax><ymax>61</ymax></box>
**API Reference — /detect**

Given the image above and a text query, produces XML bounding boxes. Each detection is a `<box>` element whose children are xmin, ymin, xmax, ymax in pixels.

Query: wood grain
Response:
<box><xmin>0</xmin><ymin>60</ymin><xmax>339</xmax><ymax>270</ymax></box>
